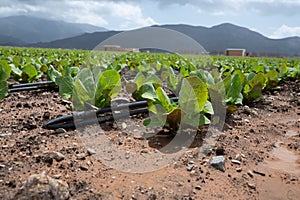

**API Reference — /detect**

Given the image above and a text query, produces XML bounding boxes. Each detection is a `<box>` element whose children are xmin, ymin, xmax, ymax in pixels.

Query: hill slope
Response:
<box><xmin>0</xmin><ymin>15</ymin><xmax>107</xmax><ymax>44</ymax></box>
<box><xmin>0</xmin><ymin>34</ymin><xmax>27</xmax><ymax>46</ymax></box>
<box><xmin>30</xmin><ymin>31</ymin><xmax>121</xmax><ymax>50</ymax></box>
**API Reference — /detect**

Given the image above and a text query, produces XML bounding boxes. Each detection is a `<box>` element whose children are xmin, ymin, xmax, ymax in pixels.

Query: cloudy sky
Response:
<box><xmin>0</xmin><ymin>0</ymin><xmax>300</xmax><ymax>38</ymax></box>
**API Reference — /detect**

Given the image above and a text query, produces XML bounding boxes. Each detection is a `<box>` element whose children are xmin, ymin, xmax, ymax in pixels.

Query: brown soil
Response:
<box><xmin>0</xmin><ymin>80</ymin><xmax>299</xmax><ymax>200</ymax></box>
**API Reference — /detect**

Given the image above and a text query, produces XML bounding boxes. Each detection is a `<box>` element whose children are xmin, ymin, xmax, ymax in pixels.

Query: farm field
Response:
<box><xmin>0</xmin><ymin>47</ymin><xmax>300</xmax><ymax>199</ymax></box>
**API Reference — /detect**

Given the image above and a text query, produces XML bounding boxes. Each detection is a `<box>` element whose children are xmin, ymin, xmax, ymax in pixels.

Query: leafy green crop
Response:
<box><xmin>72</xmin><ymin>68</ymin><xmax>121</xmax><ymax>110</ymax></box>
<box><xmin>95</xmin><ymin>69</ymin><xmax>121</xmax><ymax>108</ymax></box>
<box><xmin>244</xmin><ymin>73</ymin><xmax>266</xmax><ymax>101</ymax></box>
<box><xmin>0</xmin><ymin>60</ymin><xmax>11</xmax><ymax>98</ymax></box>
<box><xmin>0</xmin><ymin>46</ymin><xmax>299</xmax><ymax>133</ymax></box>
<box><xmin>143</xmin><ymin>76</ymin><xmax>210</xmax><ymax>132</ymax></box>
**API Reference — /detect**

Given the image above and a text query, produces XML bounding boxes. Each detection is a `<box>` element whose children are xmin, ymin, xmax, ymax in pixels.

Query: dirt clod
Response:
<box><xmin>13</xmin><ymin>173</ymin><xmax>69</xmax><ymax>200</ymax></box>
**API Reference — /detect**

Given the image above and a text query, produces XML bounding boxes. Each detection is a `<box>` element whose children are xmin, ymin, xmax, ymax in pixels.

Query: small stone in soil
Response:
<box><xmin>244</xmin><ymin>119</ymin><xmax>250</xmax><ymax>123</ymax></box>
<box><xmin>39</xmin><ymin>132</ymin><xmax>46</xmax><ymax>136</ymax></box>
<box><xmin>210</xmin><ymin>156</ymin><xmax>226</xmax><ymax>172</ymax></box>
<box><xmin>253</xmin><ymin>170</ymin><xmax>266</xmax><ymax>176</ymax></box>
<box><xmin>235</xmin><ymin>154</ymin><xmax>242</xmax><ymax>161</ymax></box>
<box><xmin>231</xmin><ymin>159</ymin><xmax>241</xmax><ymax>165</ymax></box>
<box><xmin>242</xmin><ymin>174</ymin><xmax>248</xmax><ymax>180</ymax></box>
<box><xmin>195</xmin><ymin>185</ymin><xmax>201</xmax><ymax>190</ymax></box>
<box><xmin>80</xmin><ymin>165</ymin><xmax>89</xmax><ymax>171</ymax></box>
<box><xmin>76</xmin><ymin>153</ymin><xmax>86</xmax><ymax>160</ymax></box>
<box><xmin>247</xmin><ymin>170</ymin><xmax>254</xmax><ymax>178</ymax></box>
<box><xmin>236</xmin><ymin>167</ymin><xmax>242</xmax><ymax>172</ymax></box>
<box><xmin>55</xmin><ymin>128</ymin><xmax>67</xmax><ymax>134</ymax></box>
<box><xmin>190</xmin><ymin>170</ymin><xmax>196</xmax><ymax>176</ymax></box>
<box><xmin>247</xmin><ymin>182</ymin><xmax>256</xmax><ymax>190</ymax></box>
<box><xmin>51</xmin><ymin>152</ymin><xmax>65</xmax><ymax>162</ymax></box>
<box><xmin>187</xmin><ymin>164</ymin><xmax>194</xmax><ymax>171</ymax></box>
<box><xmin>244</xmin><ymin>105</ymin><xmax>251</xmax><ymax>114</ymax></box>
<box><xmin>87</xmin><ymin>148</ymin><xmax>96</xmax><ymax>155</ymax></box>
<box><xmin>52</xmin><ymin>174</ymin><xmax>62</xmax><ymax>179</ymax></box>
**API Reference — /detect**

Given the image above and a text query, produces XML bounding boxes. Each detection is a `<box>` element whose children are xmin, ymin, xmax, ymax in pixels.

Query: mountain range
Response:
<box><xmin>158</xmin><ymin>24</ymin><xmax>300</xmax><ymax>56</ymax></box>
<box><xmin>0</xmin><ymin>15</ymin><xmax>107</xmax><ymax>44</ymax></box>
<box><xmin>0</xmin><ymin>15</ymin><xmax>300</xmax><ymax>56</ymax></box>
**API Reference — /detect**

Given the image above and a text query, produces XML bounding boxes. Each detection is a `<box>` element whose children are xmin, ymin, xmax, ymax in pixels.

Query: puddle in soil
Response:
<box><xmin>258</xmin><ymin>176</ymin><xmax>300</xmax><ymax>200</ymax></box>
<box><xmin>280</xmin><ymin>118</ymin><xmax>297</xmax><ymax>124</ymax></box>
<box><xmin>258</xmin><ymin>142</ymin><xmax>300</xmax><ymax>200</ymax></box>
<box><xmin>286</xmin><ymin>130</ymin><xmax>299</xmax><ymax>137</ymax></box>
<box><xmin>263</xmin><ymin>142</ymin><xmax>300</xmax><ymax>174</ymax></box>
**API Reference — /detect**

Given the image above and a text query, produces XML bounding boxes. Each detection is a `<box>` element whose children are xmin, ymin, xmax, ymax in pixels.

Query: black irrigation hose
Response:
<box><xmin>8</xmin><ymin>81</ymin><xmax>57</xmax><ymax>93</ymax></box>
<box><xmin>45</xmin><ymin>108</ymin><xmax>149</xmax><ymax>130</ymax></box>
<box><xmin>8</xmin><ymin>81</ymin><xmax>55</xmax><ymax>89</ymax></box>
<box><xmin>43</xmin><ymin>97</ymin><xmax>179</xmax><ymax>130</ymax></box>
<box><xmin>95</xmin><ymin>96</ymin><xmax>179</xmax><ymax>115</ymax></box>
<box><xmin>9</xmin><ymin>85</ymin><xmax>58</xmax><ymax>92</ymax></box>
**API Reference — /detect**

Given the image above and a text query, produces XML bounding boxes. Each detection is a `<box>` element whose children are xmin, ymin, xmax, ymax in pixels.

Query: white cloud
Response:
<box><xmin>23</xmin><ymin>4</ymin><xmax>44</xmax><ymax>12</ymax></box>
<box><xmin>59</xmin><ymin>1</ymin><xmax>108</xmax><ymax>26</ymax></box>
<box><xmin>153</xmin><ymin>0</ymin><xmax>300</xmax><ymax>16</ymax></box>
<box><xmin>54</xmin><ymin>1</ymin><xmax>157</xmax><ymax>28</ymax></box>
<box><xmin>270</xmin><ymin>25</ymin><xmax>300</xmax><ymax>38</ymax></box>
<box><xmin>100</xmin><ymin>1</ymin><xmax>156</xmax><ymax>28</ymax></box>
<box><xmin>0</xmin><ymin>0</ymin><xmax>157</xmax><ymax>29</ymax></box>
<box><xmin>0</xmin><ymin>6</ymin><xmax>27</xmax><ymax>15</ymax></box>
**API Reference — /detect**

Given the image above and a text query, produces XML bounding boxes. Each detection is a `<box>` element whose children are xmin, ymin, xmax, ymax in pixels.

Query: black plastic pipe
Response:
<box><xmin>45</xmin><ymin>107</ymin><xmax>149</xmax><ymax>130</ymax></box>
<box><xmin>9</xmin><ymin>85</ymin><xmax>57</xmax><ymax>92</ymax></box>
<box><xmin>8</xmin><ymin>81</ymin><xmax>55</xmax><ymax>89</ymax></box>
<box><xmin>43</xmin><ymin>97</ymin><xmax>179</xmax><ymax>130</ymax></box>
<box><xmin>8</xmin><ymin>81</ymin><xmax>57</xmax><ymax>93</ymax></box>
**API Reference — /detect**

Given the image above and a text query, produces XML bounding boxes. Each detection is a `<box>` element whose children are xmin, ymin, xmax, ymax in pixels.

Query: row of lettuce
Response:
<box><xmin>0</xmin><ymin>47</ymin><xmax>299</xmax><ymax>130</ymax></box>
